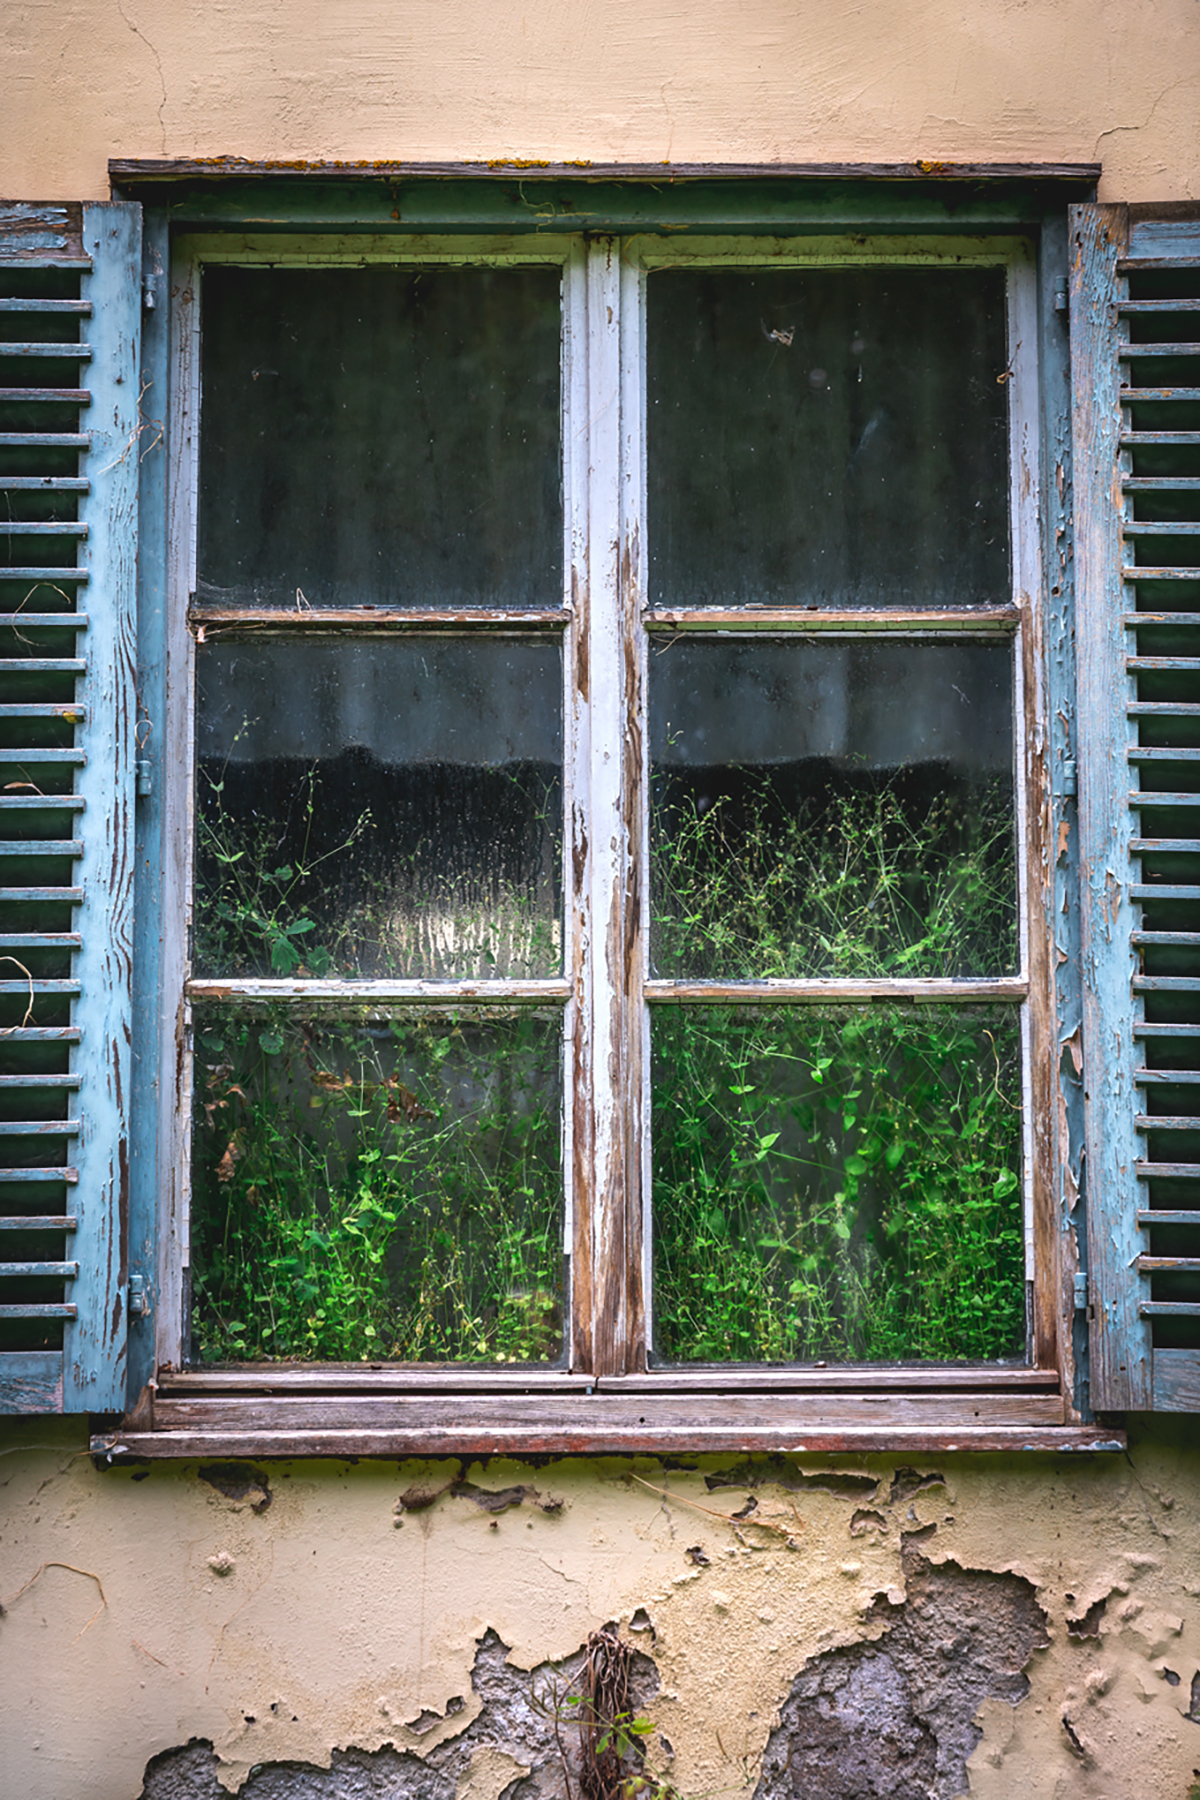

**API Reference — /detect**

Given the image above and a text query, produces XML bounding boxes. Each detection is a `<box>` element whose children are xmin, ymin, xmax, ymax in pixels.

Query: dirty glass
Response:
<box><xmin>650</xmin><ymin>638</ymin><xmax>1016</xmax><ymax>979</ymax></box>
<box><xmin>190</xmin><ymin>1007</ymin><xmax>564</xmax><ymax>1364</ymax></box>
<box><xmin>647</xmin><ymin>266</ymin><xmax>1009</xmax><ymax>609</ymax></box>
<box><xmin>650</xmin><ymin>1006</ymin><xmax>1024</xmax><ymax>1364</ymax></box>
<box><xmin>197</xmin><ymin>265</ymin><xmax>562</xmax><ymax>610</ymax></box>
<box><xmin>194</xmin><ymin>637</ymin><xmax>562</xmax><ymax>979</ymax></box>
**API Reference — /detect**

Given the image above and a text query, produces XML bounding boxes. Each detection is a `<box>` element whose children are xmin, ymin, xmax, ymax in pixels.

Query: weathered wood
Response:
<box><xmin>159</xmin><ymin>1363</ymin><xmax>1058</xmax><ymax>1394</ymax></box>
<box><xmin>190</xmin><ymin>606</ymin><xmax>569</xmax><ymax>632</ymax></box>
<box><xmin>643</xmin><ymin>607</ymin><xmax>1019</xmax><ymax>635</ymax></box>
<box><xmin>92</xmin><ymin>1418</ymin><xmax>1125</xmax><ymax>1461</ymax></box>
<box><xmin>1152</xmin><ymin>1348</ymin><xmax>1200</xmax><ymax>1410</ymax></box>
<box><xmin>0</xmin><ymin>1350</ymin><xmax>63</xmax><ymax>1412</ymax></box>
<box><xmin>0</xmin><ymin>204</ymin><xmax>85</xmax><ymax>264</ymax></box>
<box><xmin>149</xmin><ymin>1392</ymin><xmax>1069</xmax><ymax>1434</ymax></box>
<box><xmin>61</xmin><ymin>202</ymin><xmax>142</xmax><ymax>1413</ymax></box>
<box><xmin>186</xmin><ymin>978</ymin><xmax>571</xmax><ymax>1006</ymax></box>
<box><xmin>109</xmin><ymin>159</ymin><xmax>1103</xmax><ymax>184</ymax></box>
<box><xmin>644</xmin><ymin>978</ymin><xmax>1027</xmax><ymax>1005</ymax></box>
<box><xmin>1071</xmin><ymin>201</ymin><xmax>1151</xmax><ymax>1409</ymax></box>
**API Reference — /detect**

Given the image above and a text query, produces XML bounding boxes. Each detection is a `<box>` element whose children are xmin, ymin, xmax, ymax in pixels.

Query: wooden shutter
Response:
<box><xmin>1072</xmin><ymin>203</ymin><xmax>1200</xmax><ymax>1411</ymax></box>
<box><xmin>0</xmin><ymin>201</ymin><xmax>140</xmax><ymax>1413</ymax></box>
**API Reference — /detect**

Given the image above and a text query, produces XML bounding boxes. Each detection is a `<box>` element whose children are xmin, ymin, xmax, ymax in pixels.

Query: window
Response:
<box><xmin>11</xmin><ymin>171</ymin><xmax>1187</xmax><ymax>1450</ymax></box>
<box><xmin>169</xmin><ymin>223</ymin><xmax>1050</xmax><ymax>1397</ymax></box>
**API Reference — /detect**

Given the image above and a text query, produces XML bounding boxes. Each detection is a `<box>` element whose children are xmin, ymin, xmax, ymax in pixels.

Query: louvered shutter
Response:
<box><xmin>1072</xmin><ymin>203</ymin><xmax>1200</xmax><ymax>1412</ymax></box>
<box><xmin>0</xmin><ymin>201</ymin><xmax>140</xmax><ymax>1413</ymax></box>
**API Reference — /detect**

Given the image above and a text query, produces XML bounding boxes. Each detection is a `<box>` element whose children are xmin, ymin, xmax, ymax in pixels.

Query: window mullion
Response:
<box><xmin>574</xmin><ymin>236</ymin><xmax>642</xmax><ymax>1375</ymax></box>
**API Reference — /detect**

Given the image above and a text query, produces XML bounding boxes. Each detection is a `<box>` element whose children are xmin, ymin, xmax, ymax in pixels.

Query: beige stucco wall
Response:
<box><xmin>1</xmin><ymin>0</ymin><xmax>1199</xmax><ymax>202</ymax></box>
<box><xmin>4</xmin><ymin>7</ymin><xmax>1200</xmax><ymax>1798</ymax></box>
<box><xmin>3</xmin><ymin>1420</ymin><xmax>1200</xmax><ymax>1798</ymax></box>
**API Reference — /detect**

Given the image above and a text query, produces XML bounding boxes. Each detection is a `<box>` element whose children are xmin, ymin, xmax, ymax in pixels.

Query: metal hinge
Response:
<box><xmin>128</xmin><ymin>1274</ymin><xmax>150</xmax><ymax>1319</ymax></box>
<box><xmin>136</xmin><ymin>758</ymin><xmax>152</xmax><ymax>797</ymax></box>
<box><xmin>1054</xmin><ymin>278</ymin><xmax>1069</xmax><ymax>315</ymax></box>
<box><xmin>1073</xmin><ymin>1271</ymin><xmax>1089</xmax><ymax>1315</ymax></box>
<box><xmin>1060</xmin><ymin>759</ymin><xmax>1078</xmax><ymax>798</ymax></box>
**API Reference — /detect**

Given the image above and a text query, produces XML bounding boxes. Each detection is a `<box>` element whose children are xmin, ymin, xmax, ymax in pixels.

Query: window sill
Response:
<box><xmin>90</xmin><ymin>1375</ymin><xmax>1126</xmax><ymax>1459</ymax></box>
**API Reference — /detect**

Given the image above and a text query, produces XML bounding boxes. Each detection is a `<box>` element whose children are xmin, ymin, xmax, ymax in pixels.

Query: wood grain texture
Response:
<box><xmin>0</xmin><ymin>1351</ymin><xmax>64</xmax><ymax>1412</ymax></box>
<box><xmin>1152</xmin><ymin>1349</ymin><xmax>1200</xmax><ymax>1409</ymax></box>
<box><xmin>64</xmin><ymin>202</ymin><xmax>141</xmax><ymax>1412</ymax></box>
<box><xmin>1071</xmin><ymin>203</ymin><xmax>1151</xmax><ymax>1410</ymax></box>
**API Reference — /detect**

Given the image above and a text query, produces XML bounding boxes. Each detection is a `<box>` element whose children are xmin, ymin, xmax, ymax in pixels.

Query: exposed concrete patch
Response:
<box><xmin>705</xmin><ymin>1460</ymin><xmax>878</xmax><ymax>1500</ymax></box>
<box><xmin>198</xmin><ymin>1466</ymin><xmax>273</xmax><ymax>1515</ymax></box>
<box><xmin>139</xmin><ymin>1628</ymin><xmax>657</xmax><ymax>1799</ymax></box>
<box><xmin>752</xmin><ymin>1548</ymin><xmax>1048</xmax><ymax>1800</ymax></box>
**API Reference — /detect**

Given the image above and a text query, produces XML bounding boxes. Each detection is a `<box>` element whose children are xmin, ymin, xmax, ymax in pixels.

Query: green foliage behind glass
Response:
<box><xmin>190</xmin><ymin>1008</ymin><xmax>563</xmax><ymax>1364</ymax></box>
<box><xmin>651</xmin><ymin>1006</ymin><xmax>1024</xmax><ymax>1363</ymax></box>
<box><xmin>651</xmin><ymin>767</ymin><xmax>1016</xmax><ymax>979</ymax></box>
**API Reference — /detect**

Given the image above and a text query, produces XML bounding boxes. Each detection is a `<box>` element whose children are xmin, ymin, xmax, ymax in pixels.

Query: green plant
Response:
<box><xmin>195</xmin><ymin>742</ymin><xmax>562</xmax><ymax>980</ymax></box>
<box><xmin>651</xmin><ymin>766</ymin><xmax>1016</xmax><ymax>980</ymax></box>
<box><xmin>190</xmin><ymin>1007</ymin><xmax>562</xmax><ymax>1364</ymax></box>
<box><xmin>651</xmin><ymin>1005</ymin><xmax>1024</xmax><ymax>1363</ymax></box>
<box><xmin>195</xmin><ymin>749</ymin><xmax>373</xmax><ymax>976</ymax></box>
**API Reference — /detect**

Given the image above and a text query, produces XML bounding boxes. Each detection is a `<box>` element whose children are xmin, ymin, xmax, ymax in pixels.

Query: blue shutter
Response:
<box><xmin>0</xmin><ymin>201</ymin><xmax>140</xmax><ymax>1413</ymax></box>
<box><xmin>1072</xmin><ymin>203</ymin><xmax>1200</xmax><ymax>1412</ymax></box>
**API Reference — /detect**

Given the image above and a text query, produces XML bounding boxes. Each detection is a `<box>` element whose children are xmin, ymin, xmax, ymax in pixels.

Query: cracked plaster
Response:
<box><xmin>2</xmin><ymin>1420</ymin><xmax>1200</xmax><ymax>1798</ymax></box>
<box><xmin>1</xmin><ymin>0</ymin><xmax>1199</xmax><ymax>200</ymax></box>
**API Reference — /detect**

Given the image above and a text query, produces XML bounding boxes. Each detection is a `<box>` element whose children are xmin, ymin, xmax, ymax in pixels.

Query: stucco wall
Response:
<box><xmin>1</xmin><ymin>0</ymin><xmax>1199</xmax><ymax>202</ymax></box>
<box><xmin>3</xmin><ymin>1421</ymin><xmax>1200</xmax><ymax>1798</ymax></box>
<box><xmin>4</xmin><ymin>7</ymin><xmax>1200</xmax><ymax>1798</ymax></box>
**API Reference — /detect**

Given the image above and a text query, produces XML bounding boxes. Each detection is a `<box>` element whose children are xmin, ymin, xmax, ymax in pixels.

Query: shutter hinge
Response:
<box><xmin>1060</xmin><ymin>759</ymin><xmax>1078</xmax><ymax>798</ymax></box>
<box><xmin>128</xmin><ymin>1273</ymin><xmax>150</xmax><ymax>1319</ymax></box>
<box><xmin>1054</xmin><ymin>278</ymin><xmax>1069</xmax><ymax>315</ymax></box>
<box><xmin>136</xmin><ymin>758</ymin><xmax>152</xmax><ymax>797</ymax></box>
<box><xmin>1073</xmin><ymin>1270</ymin><xmax>1089</xmax><ymax>1315</ymax></box>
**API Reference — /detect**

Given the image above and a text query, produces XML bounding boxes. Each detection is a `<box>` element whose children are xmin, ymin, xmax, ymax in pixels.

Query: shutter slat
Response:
<box><xmin>1072</xmin><ymin>202</ymin><xmax>1200</xmax><ymax>1412</ymax></box>
<box><xmin>0</xmin><ymin>199</ymin><xmax>139</xmax><ymax>1415</ymax></box>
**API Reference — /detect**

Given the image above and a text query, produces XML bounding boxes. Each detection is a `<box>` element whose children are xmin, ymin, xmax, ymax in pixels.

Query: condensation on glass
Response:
<box><xmin>650</xmin><ymin>638</ymin><xmax>1017</xmax><ymax>979</ymax></box>
<box><xmin>189</xmin><ymin>1007</ymin><xmax>565</xmax><ymax>1365</ymax></box>
<box><xmin>647</xmin><ymin>266</ymin><xmax>1010</xmax><ymax>609</ymax></box>
<box><xmin>194</xmin><ymin>637</ymin><xmax>563</xmax><ymax>979</ymax></box>
<box><xmin>650</xmin><ymin>1005</ymin><xmax>1024</xmax><ymax>1365</ymax></box>
<box><xmin>197</xmin><ymin>266</ymin><xmax>562</xmax><ymax>610</ymax></box>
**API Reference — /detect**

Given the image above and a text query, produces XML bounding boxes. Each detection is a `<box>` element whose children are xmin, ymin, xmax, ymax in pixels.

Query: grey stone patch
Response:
<box><xmin>705</xmin><ymin>1459</ymin><xmax>878</xmax><ymax>1500</ymax></box>
<box><xmin>139</xmin><ymin>1630</ymin><xmax>658</xmax><ymax>1800</ymax></box>
<box><xmin>753</xmin><ymin>1548</ymin><xmax>1048</xmax><ymax>1800</ymax></box>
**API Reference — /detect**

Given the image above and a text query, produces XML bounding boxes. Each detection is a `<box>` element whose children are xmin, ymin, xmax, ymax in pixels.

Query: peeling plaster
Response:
<box><xmin>3</xmin><ymin>1422</ymin><xmax>1200</xmax><ymax>1798</ymax></box>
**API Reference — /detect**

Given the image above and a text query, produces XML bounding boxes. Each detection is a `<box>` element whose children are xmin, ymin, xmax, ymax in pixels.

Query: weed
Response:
<box><xmin>190</xmin><ymin>1008</ymin><xmax>563</xmax><ymax>1364</ymax></box>
<box><xmin>195</xmin><ymin>746</ymin><xmax>561</xmax><ymax>980</ymax></box>
<box><xmin>651</xmin><ymin>1005</ymin><xmax>1024</xmax><ymax>1363</ymax></box>
<box><xmin>651</xmin><ymin>765</ymin><xmax>1016</xmax><ymax>980</ymax></box>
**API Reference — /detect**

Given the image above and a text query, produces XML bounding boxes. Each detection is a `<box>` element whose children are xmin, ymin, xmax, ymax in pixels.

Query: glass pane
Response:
<box><xmin>648</xmin><ymin>266</ymin><xmax>1009</xmax><ymax>609</ymax></box>
<box><xmin>198</xmin><ymin>266</ymin><xmax>562</xmax><ymax>610</ymax></box>
<box><xmin>651</xmin><ymin>638</ymin><xmax>1016</xmax><ymax>979</ymax></box>
<box><xmin>195</xmin><ymin>637</ymin><xmax>562</xmax><ymax>979</ymax></box>
<box><xmin>651</xmin><ymin>1005</ymin><xmax>1024</xmax><ymax>1364</ymax></box>
<box><xmin>190</xmin><ymin>1008</ymin><xmax>563</xmax><ymax>1364</ymax></box>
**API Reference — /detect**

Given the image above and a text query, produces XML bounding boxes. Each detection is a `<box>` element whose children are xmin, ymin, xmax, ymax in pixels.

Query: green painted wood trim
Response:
<box><xmin>112</xmin><ymin>172</ymin><xmax>1099</xmax><ymax>237</ymax></box>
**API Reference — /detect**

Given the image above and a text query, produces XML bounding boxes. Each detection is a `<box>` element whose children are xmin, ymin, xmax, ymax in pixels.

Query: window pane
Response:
<box><xmin>651</xmin><ymin>638</ymin><xmax>1016</xmax><ymax>978</ymax></box>
<box><xmin>651</xmin><ymin>1005</ymin><xmax>1024</xmax><ymax>1364</ymax></box>
<box><xmin>648</xmin><ymin>266</ymin><xmax>1009</xmax><ymax>609</ymax></box>
<box><xmin>198</xmin><ymin>266</ymin><xmax>562</xmax><ymax>610</ymax></box>
<box><xmin>189</xmin><ymin>1008</ymin><xmax>564</xmax><ymax>1364</ymax></box>
<box><xmin>195</xmin><ymin>637</ymin><xmax>562</xmax><ymax>979</ymax></box>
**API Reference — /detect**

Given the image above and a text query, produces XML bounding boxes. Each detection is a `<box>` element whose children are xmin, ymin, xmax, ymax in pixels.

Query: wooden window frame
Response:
<box><xmin>93</xmin><ymin>169</ymin><xmax>1124</xmax><ymax>1457</ymax></box>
